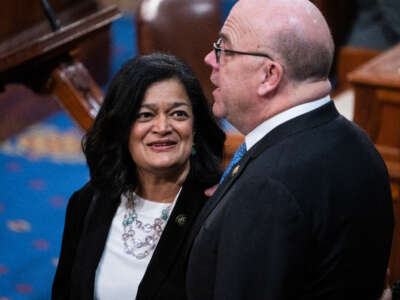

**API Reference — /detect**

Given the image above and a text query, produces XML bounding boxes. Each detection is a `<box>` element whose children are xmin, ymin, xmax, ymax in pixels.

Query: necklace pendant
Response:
<box><xmin>161</xmin><ymin>208</ymin><xmax>169</xmax><ymax>221</ymax></box>
<box><xmin>145</xmin><ymin>236</ymin><xmax>154</xmax><ymax>245</ymax></box>
<box><xmin>144</xmin><ymin>224</ymin><xmax>153</xmax><ymax>232</ymax></box>
<box><xmin>135</xmin><ymin>220</ymin><xmax>142</xmax><ymax>228</ymax></box>
<box><xmin>122</xmin><ymin>192</ymin><xmax>173</xmax><ymax>259</ymax></box>
<box><xmin>134</xmin><ymin>239</ymin><xmax>143</xmax><ymax>248</ymax></box>
<box><xmin>136</xmin><ymin>251</ymin><xmax>148</xmax><ymax>260</ymax></box>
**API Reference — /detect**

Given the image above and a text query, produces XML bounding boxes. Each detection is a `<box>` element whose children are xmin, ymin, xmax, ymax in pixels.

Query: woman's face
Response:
<box><xmin>129</xmin><ymin>78</ymin><xmax>194</xmax><ymax>176</ymax></box>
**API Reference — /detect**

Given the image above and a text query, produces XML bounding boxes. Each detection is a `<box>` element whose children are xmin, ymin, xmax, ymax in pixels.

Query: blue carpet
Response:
<box><xmin>0</xmin><ymin>113</ymin><xmax>89</xmax><ymax>300</ymax></box>
<box><xmin>0</xmin><ymin>2</ymin><xmax>235</xmax><ymax>298</ymax></box>
<box><xmin>0</xmin><ymin>14</ymin><xmax>136</xmax><ymax>300</ymax></box>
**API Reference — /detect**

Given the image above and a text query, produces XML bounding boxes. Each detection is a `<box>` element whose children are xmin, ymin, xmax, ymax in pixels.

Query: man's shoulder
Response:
<box><xmin>241</xmin><ymin>113</ymin><xmax>388</xmax><ymax>196</ymax></box>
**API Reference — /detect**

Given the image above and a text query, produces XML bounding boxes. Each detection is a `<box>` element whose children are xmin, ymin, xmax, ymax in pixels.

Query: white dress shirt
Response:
<box><xmin>245</xmin><ymin>96</ymin><xmax>331</xmax><ymax>151</ymax></box>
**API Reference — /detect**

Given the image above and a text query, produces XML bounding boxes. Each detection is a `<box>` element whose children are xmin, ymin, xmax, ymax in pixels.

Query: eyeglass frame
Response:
<box><xmin>213</xmin><ymin>38</ymin><xmax>274</xmax><ymax>63</ymax></box>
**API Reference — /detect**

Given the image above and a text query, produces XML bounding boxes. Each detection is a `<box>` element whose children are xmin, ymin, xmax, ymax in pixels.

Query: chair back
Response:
<box><xmin>136</xmin><ymin>0</ymin><xmax>222</xmax><ymax>104</ymax></box>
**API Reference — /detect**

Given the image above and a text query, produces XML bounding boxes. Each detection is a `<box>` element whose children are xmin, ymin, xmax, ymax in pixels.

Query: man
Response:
<box><xmin>186</xmin><ymin>0</ymin><xmax>394</xmax><ymax>299</ymax></box>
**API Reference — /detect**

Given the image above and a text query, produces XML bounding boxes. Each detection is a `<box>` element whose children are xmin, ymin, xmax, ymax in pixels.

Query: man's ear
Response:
<box><xmin>257</xmin><ymin>61</ymin><xmax>284</xmax><ymax>96</ymax></box>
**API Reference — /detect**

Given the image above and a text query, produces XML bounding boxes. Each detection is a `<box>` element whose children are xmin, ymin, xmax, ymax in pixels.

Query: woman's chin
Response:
<box><xmin>148</xmin><ymin>160</ymin><xmax>190</xmax><ymax>175</ymax></box>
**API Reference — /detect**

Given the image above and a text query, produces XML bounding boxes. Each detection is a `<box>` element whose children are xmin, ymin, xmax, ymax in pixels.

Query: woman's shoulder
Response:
<box><xmin>187</xmin><ymin>169</ymin><xmax>220</xmax><ymax>190</ymax></box>
<box><xmin>74</xmin><ymin>181</ymin><xmax>96</xmax><ymax>196</ymax></box>
<box><xmin>180</xmin><ymin>170</ymin><xmax>220</xmax><ymax>205</ymax></box>
<box><xmin>66</xmin><ymin>181</ymin><xmax>97</xmax><ymax>216</ymax></box>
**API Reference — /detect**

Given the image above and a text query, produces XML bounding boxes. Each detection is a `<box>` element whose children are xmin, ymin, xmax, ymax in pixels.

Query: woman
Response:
<box><xmin>52</xmin><ymin>53</ymin><xmax>225</xmax><ymax>299</ymax></box>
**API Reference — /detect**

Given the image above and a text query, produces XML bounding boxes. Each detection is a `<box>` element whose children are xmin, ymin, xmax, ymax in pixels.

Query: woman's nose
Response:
<box><xmin>153</xmin><ymin>115</ymin><xmax>171</xmax><ymax>134</ymax></box>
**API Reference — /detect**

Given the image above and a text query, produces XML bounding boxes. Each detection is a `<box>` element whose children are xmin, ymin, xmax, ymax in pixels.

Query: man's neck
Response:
<box><xmin>289</xmin><ymin>79</ymin><xmax>332</xmax><ymax>106</ymax></box>
<box><xmin>245</xmin><ymin>95</ymin><xmax>331</xmax><ymax>150</ymax></box>
<box><xmin>239</xmin><ymin>78</ymin><xmax>332</xmax><ymax>135</ymax></box>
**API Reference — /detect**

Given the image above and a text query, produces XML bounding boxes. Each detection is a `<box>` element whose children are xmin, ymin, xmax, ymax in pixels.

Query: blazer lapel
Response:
<box><xmin>137</xmin><ymin>176</ymin><xmax>206</xmax><ymax>299</ymax></box>
<box><xmin>71</xmin><ymin>191</ymin><xmax>120</xmax><ymax>299</ymax></box>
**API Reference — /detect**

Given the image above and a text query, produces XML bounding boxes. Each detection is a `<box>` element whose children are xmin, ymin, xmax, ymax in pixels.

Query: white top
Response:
<box><xmin>245</xmin><ymin>96</ymin><xmax>331</xmax><ymax>150</ymax></box>
<box><xmin>94</xmin><ymin>190</ymin><xmax>180</xmax><ymax>300</ymax></box>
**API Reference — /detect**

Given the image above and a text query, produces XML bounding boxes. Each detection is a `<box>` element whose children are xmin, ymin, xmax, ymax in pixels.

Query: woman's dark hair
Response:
<box><xmin>82</xmin><ymin>53</ymin><xmax>225</xmax><ymax>198</ymax></box>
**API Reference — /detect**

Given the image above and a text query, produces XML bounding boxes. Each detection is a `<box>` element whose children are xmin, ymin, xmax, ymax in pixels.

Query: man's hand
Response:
<box><xmin>204</xmin><ymin>184</ymin><xmax>219</xmax><ymax>197</ymax></box>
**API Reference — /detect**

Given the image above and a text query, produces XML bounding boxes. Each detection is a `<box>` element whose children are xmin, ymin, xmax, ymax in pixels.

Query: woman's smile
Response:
<box><xmin>147</xmin><ymin>139</ymin><xmax>178</xmax><ymax>151</ymax></box>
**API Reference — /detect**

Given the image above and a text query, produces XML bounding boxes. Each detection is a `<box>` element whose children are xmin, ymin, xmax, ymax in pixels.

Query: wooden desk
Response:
<box><xmin>348</xmin><ymin>43</ymin><xmax>400</xmax><ymax>283</ymax></box>
<box><xmin>0</xmin><ymin>2</ymin><xmax>121</xmax><ymax>134</ymax></box>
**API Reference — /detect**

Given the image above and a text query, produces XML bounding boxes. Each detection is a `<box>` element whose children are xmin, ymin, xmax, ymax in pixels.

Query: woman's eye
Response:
<box><xmin>171</xmin><ymin>110</ymin><xmax>189</xmax><ymax>120</ymax></box>
<box><xmin>137</xmin><ymin>112</ymin><xmax>153</xmax><ymax>120</ymax></box>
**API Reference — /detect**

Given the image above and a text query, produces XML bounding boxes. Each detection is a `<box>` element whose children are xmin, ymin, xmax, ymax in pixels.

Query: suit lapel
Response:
<box><xmin>190</xmin><ymin>153</ymin><xmax>253</xmax><ymax>237</ymax></box>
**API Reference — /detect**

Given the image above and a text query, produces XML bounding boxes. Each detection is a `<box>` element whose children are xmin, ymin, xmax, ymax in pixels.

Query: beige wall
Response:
<box><xmin>98</xmin><ymin>0</ymin><xmax>140</xmax><ymax>13</ymax></box>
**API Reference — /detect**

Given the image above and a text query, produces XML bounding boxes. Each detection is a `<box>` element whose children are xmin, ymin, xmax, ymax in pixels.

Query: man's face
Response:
<box><xmin>204</xmin><ymin>2</ymin><xmax>264</xmax><ymax>132</ymax></box>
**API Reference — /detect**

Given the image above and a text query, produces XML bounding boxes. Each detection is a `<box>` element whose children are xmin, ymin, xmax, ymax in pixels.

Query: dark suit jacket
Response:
<box><xmin>52</xmin><ymin>171</ymin><xmax>211</xmax><ymax>300</ymax></box>
<box><xmin>187</xmin><ymin>102</ymin><xmax>394</xmax><ymax>300</ymax></box>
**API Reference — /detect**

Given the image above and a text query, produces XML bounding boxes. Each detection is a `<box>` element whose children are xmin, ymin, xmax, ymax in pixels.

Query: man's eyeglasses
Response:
<box><xmin>213</xmin><ymin>38</ymin><xmax>273</xmax><ymax>63</ymax></box>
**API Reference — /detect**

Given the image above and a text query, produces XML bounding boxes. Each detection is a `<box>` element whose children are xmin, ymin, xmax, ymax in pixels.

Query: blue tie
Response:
<box><xmin>219</xmin><ymin>142</ymin><xmax>247</xmax><ymax>183</ymax></box>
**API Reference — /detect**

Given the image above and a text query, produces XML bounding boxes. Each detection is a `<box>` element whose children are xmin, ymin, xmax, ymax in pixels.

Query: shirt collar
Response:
<box><xmin>245</xmin><ymin>95</ymin><xmax>331</xmax><ymax>150</ymax></box>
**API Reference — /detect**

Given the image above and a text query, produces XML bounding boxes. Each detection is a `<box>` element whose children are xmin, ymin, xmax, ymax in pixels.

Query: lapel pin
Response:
<box><xmin>175</xmin><ymin>214</ymin><xmax>187</xmax><ymax>226</ymax></box>
<box><xmin>232</xmin><ymin>165</ymin><xmax>240</xmax><ymax>176</ymax></box>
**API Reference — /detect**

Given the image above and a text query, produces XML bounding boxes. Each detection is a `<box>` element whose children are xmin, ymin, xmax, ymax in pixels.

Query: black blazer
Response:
<box><xmin>187</xmin><ymin>102</ymin><xmax>394</xmax><ymax>300</ymax></box>
<box><xmin>52</xmin><ymin>172</ymin><xmax>211</xmax><ymax>300</ymax></box>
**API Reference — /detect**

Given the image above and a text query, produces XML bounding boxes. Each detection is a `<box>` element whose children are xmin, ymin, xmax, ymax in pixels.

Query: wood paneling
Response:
<box><xmin>349</xmin><ymin>44</ymin><xmax>400</xmax><ymax>283</ymax></box>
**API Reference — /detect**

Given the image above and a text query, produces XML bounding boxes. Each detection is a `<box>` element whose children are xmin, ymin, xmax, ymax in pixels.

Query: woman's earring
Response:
<box><xmin>191</xmin><ymin>134</ymin><xmax>196</xmax><ymax>156</ymax></box>
<box><xmin>191</xmin><ymin>146</ymin><xmax>197</xmax><ymax>156</ymax></box>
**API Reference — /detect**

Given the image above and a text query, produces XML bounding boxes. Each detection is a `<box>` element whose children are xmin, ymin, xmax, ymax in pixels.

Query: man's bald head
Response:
<box><xmin>231</xmin><ymin>0</ymin><xmax>334</xmax><ymax>82</ymax></box>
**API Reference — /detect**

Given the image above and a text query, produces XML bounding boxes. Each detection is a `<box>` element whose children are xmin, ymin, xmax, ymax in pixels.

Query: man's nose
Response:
<box><xmin>205</xmin><ymin>50</ymin><xmax>218</xmax><ymax>68</ymax></box>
